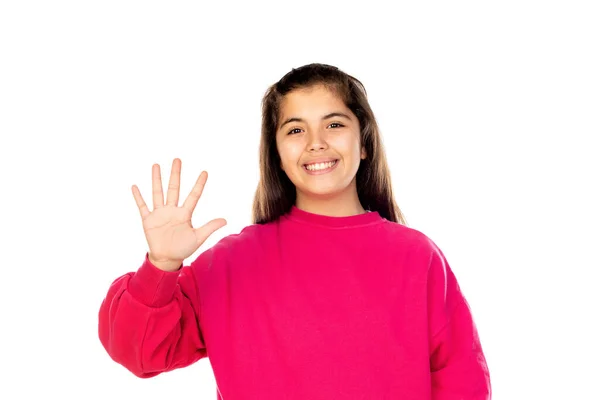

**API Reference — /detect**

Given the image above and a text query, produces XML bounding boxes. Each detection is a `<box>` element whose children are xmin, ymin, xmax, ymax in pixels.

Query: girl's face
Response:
<box><xmin>275</xmin><ymin>85</ymin><xmax>367</xmax><ymax>209</ymax></box>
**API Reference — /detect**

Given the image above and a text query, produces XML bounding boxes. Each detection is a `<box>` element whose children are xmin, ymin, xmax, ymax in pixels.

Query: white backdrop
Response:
<box><xmin>1</xmin><ymin>1</ymin><xmax>598</xmax><ymax>399</ymax></box>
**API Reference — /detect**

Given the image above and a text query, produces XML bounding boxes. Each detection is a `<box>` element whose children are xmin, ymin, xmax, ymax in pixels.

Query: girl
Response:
<box><xmin>98</xmin><ymin>63</ymin><xmax>491</xmax><ymax>399</ymax></box>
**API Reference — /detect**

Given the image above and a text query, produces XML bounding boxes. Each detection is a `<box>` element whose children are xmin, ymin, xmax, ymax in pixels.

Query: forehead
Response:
<box><xmin>279</xmin><ymin>85</ymin><xmax>348</xmax><ymax>116</ymax></box>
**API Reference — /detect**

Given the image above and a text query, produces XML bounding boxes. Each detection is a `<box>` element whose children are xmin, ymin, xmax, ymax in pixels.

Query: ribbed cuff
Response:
<box><xmin>127</xmin><ymin>253</ymin><xmax>182</xmax><ymax>308</ymax></box>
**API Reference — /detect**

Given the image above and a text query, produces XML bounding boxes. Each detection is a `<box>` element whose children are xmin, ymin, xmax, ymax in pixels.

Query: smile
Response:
<box><xmin>303</xmin><ymin>160</ymin><xmax>339</xmax><ymax>175</ymax></box>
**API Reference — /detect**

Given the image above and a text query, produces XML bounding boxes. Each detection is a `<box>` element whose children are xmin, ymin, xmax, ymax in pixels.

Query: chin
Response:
<box><xmin>299</xmin><ymin>183</ymin><xmax>345</xmax><ymax>198</ymax></box>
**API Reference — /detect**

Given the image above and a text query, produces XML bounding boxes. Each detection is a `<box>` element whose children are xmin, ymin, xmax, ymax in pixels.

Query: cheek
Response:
<box><xmin>331</xmin><ymin>136</ymin><xmax>361</xmax><ymax>158</ymax></box>
<box><xmin>277</xmin><ymin>143</ymin><xmax>297</xmax><ymax>170</ymax></box>
<box><xmin>275</xmin><ymin>142</ymin><xmax>285</xmax><ymax>169</ymax></box>
<box><xmin>279</xmin><ymin>142</ymin><xmax>302</xmax><ymax>163</ymax></box>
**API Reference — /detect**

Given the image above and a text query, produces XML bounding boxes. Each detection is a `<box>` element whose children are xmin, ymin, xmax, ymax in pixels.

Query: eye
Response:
<box><xmin>328</xmin><ymin>122</ymin><xmax>344</xmax><ymax>129</ymax></box>
<box><xmin>287</xmin><ymin>128</ymin><xmax>302</xmax><ymax>135</ymax></box>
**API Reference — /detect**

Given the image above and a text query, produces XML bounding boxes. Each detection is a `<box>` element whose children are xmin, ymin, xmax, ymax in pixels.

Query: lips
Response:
<box><xmin>303</xmin><ymin>159</ymin><xmax>339</xmax><ymax>173</ymax></box>
<box><xmin>303</xmin><ymin>158</ymin><xmax>338</xmax><ymax>167</ymax></box>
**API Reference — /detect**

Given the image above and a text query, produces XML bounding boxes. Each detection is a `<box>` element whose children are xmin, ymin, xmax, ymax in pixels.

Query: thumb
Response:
<box><xmin>194</xmin><ymin>218</ymin><xmax>228</xmax><ymax>245</ymax></box>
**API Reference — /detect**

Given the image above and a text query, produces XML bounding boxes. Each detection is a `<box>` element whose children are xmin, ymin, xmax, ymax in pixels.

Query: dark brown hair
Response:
<box><xmin>251</xmin><ymin>63</ymin><xmax>407</xmax><ymax>226</ymax></box>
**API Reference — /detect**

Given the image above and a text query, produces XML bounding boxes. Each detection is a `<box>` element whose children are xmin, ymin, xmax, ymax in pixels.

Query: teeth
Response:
<box><xmin>305</xmin><ymin>160</ymin><xmax>336</xmax><ymax>171</ymax></box>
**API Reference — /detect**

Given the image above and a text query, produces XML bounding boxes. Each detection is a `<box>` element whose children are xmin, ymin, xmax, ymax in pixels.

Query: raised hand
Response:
<box><xmin>131</xmin><ymin>158</ymin><xmax>227</xmax><ymax>272</ymax></box>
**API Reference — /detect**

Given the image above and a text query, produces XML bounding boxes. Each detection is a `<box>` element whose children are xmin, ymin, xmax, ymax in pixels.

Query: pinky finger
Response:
<box><xmin>132</xmin><ymin>185</ymin><xmax>150</xmax><ymax>219</ymax></box>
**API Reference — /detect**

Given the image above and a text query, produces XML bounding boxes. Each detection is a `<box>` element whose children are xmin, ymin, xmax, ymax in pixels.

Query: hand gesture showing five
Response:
<box><xmin>131</xmin><ymin>158</ymin><xmax>227</xmax><ymax>271</ymax></box>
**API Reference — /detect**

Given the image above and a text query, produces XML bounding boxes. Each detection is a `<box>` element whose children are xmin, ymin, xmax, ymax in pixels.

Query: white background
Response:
<box><xmin>1</xmin><ymin>1</ymin><xmax>598</xmax><ymax>399</ymax></box>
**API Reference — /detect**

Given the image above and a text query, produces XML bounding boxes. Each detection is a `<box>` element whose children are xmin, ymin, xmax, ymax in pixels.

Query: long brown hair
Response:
<box><xmin>252</xmin><ymin>63</ymin><xmax>407</xmax><ymax>226</ymax></box>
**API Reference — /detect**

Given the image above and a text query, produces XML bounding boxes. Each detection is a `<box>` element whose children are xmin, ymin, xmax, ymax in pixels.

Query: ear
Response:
<box><xmin>361</xmin><ymin>146</ymin><xmax>367</xmax><ymax>160</ymax></box>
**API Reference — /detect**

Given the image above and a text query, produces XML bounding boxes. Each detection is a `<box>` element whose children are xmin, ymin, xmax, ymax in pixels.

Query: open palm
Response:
<box><xmin>131</xmin><ymin>158</ymin><xmax>227</xmax><ymax>271</ymax></box>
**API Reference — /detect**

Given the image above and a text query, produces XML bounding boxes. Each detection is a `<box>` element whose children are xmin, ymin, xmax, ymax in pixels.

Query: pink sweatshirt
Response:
<box><xmin>99</xmin><ymin>206</ymin><xmax>491</xmax><ymax>399</ymax></box>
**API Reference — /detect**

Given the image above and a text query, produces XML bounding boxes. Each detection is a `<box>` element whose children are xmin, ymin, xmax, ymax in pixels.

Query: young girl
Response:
<box><xmin>98</xmin><ymin>63</ymin><xmax>491</xmax><ymax>399</ymax></box>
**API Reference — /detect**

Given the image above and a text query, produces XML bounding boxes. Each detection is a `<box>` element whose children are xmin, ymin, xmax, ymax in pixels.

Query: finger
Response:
<box><xmin>194</xmin><ymin>218</ymin><xmax>227</xmax><ymax>245</ymax></box>
<box><xmin>166</xmin><ymin>158</ymin><xmax>181</xmax><ymax>207</ymax></box>
<box><xmin>152</xmin><ymin>163</ymin><xmax>164</xmax><ymax>209</ymax></box>
<box><xmin>132</xmin><ymin>185</ymin><xmax>150</xmax><ymax>219</ymax></box>
<box><xmin>182</xmin><ymin>170</ymin><xmax>207</xmax><ymax>212</ymax></box>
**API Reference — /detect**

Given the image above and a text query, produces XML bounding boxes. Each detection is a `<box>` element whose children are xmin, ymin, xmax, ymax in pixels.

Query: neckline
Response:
<box><xmin>283</xmin><ymin>205</ymin><xmax>384</xmax><ymax>229</ymax></box>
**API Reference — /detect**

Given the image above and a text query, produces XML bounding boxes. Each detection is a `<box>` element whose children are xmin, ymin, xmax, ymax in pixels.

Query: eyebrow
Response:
<box><xmin>278</xmin><ymin>112</ymin><xmax>352</xmax><ymax>130</ymax></box>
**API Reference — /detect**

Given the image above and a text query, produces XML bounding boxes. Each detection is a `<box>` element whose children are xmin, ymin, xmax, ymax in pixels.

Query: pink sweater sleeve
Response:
<box><xmin>98</xmin><ymin>253</ymin><xmax>207</xmax><ymax>378</ymax></box>
<box><xmin>427</xmin><ymin>243</ymin><xmax>492</xmax><ymax>399</ymax></box>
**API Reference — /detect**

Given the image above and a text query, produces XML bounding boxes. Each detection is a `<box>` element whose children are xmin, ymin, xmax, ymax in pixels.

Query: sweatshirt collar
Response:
<box><xmin>284</xmin><ymin>205</ymin><xmax>384</xmax><ymax>229</ymax></box>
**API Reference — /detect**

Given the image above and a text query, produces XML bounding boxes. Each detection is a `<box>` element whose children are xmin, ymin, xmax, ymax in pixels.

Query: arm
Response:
<box><xmin>427</xmin><ymin>242</ymin><xmax>492</xmax><ymax>399</ymax></box>
<box><xmin>98</xmin><ymin>252</ymin><xmax>207</xmax><ymax>378</ymax></box>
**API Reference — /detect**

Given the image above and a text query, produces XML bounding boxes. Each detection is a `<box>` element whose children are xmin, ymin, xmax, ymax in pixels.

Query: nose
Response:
<box><xmin>306</xmin><ymin>128</ymin><xmax>328</xmax><ymax>152</ymax></box>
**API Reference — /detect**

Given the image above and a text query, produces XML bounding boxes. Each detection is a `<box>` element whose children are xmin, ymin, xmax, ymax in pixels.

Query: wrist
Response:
<box><xmin>148</xmin><ymin>253</ymin><xmax>183</xmax><ymax>272</ymax></box>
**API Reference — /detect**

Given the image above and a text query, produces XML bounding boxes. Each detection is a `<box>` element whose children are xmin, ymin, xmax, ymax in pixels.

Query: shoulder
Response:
<box><xmin>383</xmin><ymin>221</ymin><xmax>457</xmax><ymax>280</ymax></box>
<box><xmin>217</xmin><ymin>221</ymin><xmax>275</xmax><ymax>250</ymax></box>
<box><xmin>205</xmin><ymin>220</ymin><xmax>277</xmax><ymax>260</ymax></box>
<box><xmin>379</xmin><ymin>219</ymin><xmax>441</xmax><ymax>258</ymax></box>
<box><xmin>379</xmin><ymin>221</ymin><xmax>455</xmax><ymax>285</ymax></box>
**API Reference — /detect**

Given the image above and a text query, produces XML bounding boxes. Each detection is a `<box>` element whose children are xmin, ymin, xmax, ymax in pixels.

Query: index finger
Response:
<box><xmin>132</xmin><ymin>184</ymin><xmax>150</xmax><ymax>219</ymax></box>
<box><xmin>182</xmin><ymin>170</ymin><xmax>208</xmax><ymax>212</ymax></box>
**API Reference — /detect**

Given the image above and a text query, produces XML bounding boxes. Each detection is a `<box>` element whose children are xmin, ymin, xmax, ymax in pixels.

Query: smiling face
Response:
<box><xmin>275</xmin><ymin>84</ymin><xmax>367</xmax><ymax>214</ymax></box>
